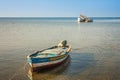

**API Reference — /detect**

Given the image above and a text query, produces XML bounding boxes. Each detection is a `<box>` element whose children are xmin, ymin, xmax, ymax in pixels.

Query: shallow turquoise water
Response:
<box><xmin>0</xmin><ymin>17</ymin><xmax>120</xmax><ymax>80</ymax></box>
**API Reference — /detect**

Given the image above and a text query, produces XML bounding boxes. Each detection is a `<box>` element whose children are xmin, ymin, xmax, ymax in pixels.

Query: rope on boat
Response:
<box><xmin>8</xmin><ymin>62</ymin><xmax>28</xmax><ymax>80</ymax></box>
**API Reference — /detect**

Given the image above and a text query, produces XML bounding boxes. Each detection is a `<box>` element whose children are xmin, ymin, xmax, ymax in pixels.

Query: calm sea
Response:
<box><xmin>0</xmin><ymin>17</ymin><xmax>120</xmax><ymax>80</ymax></box>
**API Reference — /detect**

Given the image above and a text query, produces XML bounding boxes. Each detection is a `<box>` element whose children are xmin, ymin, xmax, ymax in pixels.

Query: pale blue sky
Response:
<box><xmin>0</xmin><ymin>0</ymin><xmax>119</xmax><ymax>17</ymax></box>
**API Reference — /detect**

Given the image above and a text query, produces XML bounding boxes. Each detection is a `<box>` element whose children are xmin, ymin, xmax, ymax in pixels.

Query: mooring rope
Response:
<box><xmin>8</xmin><ymin>62</ymin><xmax>28</xmax><ymax>80</ymax></box>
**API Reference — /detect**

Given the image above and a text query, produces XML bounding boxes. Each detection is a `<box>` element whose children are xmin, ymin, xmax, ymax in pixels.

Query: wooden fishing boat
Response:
<box><xmin>27</xmin><ymin>55</ymin><xmax>71</xmax><ymax>80</ymax></box>
<box><xmin>27</xmin><ymin>40</ymin><xmax>71</xmax><ymax>71</ymax></box>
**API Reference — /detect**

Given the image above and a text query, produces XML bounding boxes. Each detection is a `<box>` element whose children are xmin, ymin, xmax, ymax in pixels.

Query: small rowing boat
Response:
<box><xmin>27</xmin><ymin>40</ymin><xmax>71</xmax><ymax>71</ymax></box>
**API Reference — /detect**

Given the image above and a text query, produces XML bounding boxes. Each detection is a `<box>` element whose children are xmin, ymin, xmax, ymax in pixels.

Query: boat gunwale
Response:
<box><xmin>27</xmin><ymin>45</ymin><xmax>71</xmax><ymax>59</ymax></box>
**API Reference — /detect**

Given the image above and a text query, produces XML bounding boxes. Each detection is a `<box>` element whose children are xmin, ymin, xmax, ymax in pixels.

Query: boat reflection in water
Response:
<box><xmin>27</xmin><ymin>55</ymin><xmax>71</xmax><ymax>80</ymax></box>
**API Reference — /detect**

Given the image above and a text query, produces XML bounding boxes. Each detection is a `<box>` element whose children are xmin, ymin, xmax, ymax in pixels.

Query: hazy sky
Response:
<box><xmin>0</xmin><ymin>0</ymin><xmax>119</xmax><ymax>17</ymax></box>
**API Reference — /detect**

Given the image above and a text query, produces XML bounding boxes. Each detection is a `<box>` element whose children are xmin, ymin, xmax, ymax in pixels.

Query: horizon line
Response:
<box><xmin>0</xmin><ymin>16</ymin><xmax>120</xmax><ymax>18</ymax></box>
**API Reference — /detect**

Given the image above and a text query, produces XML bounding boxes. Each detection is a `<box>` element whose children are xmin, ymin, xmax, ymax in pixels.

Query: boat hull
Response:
<box><xmin>27</xmin><ymin>45</ymin><xmax>71</xmax><ymax>71</ymax></box>
<box><xmin>31</xmin><ymin>54</ymin><xmax>69</xmax><ymax>71</ymax></box>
